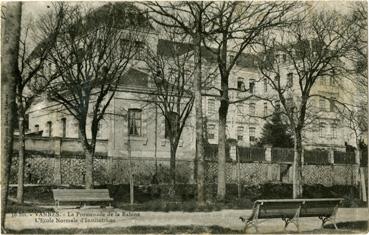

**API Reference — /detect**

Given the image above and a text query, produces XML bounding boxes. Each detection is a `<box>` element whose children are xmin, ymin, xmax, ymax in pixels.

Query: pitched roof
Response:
<box><xmin>28</xmin><ymin>2</ymin><xmax>152</xmax><ymax>62</ymax></box>
<box><xmin>119</xmin><ymin>68</ymin><xmax>149</xmax><ymax>88</ymax></box>
<box><xmin>156</xmin><ymin>39</ymin><xmax>258</xmax><ymax>68</ymax></box>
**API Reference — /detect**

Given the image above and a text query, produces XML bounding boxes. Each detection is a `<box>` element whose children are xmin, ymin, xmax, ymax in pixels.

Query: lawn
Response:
<box><xmin>7</xmin><ymin>183</ymin><xmax>365</xmax><ymax>213</ymax></box>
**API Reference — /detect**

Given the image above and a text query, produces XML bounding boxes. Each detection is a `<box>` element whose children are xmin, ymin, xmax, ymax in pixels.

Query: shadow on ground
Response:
<box><xmin>7</xmin><ymin>225</ymin><xmax>243</xmax><ymax>234</ymax></box>
<box><xmin>308</xmin><ymin>221</ymin><xmax>368</xmax><ymax>234</ymax></box>
<box><xmin>7</xmin><ymin>221</ymin><xmax>368</xmax><ymax>234</ymax></box>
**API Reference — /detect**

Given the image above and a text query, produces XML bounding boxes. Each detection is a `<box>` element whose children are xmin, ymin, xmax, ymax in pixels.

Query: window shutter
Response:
<box><xmin>142</xmin><ymin>110</ymin><xmax>147</xmax><ymax>137</ymax></box>
<box><xmin>160</xmin><ymin>116</ymin><xmax>165</xmax><ymax>139</ymax></box>
<box><xmin>122</xmin><ymin>110</ymin><xmax>128</xmax><ymax>138</ymax></box>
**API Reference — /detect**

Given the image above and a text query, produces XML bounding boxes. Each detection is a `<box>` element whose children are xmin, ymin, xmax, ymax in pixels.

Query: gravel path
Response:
<box><xmin>5</xmin><ymin>208</ymin><xmax>368</xmax><ymax>233</ymax></box>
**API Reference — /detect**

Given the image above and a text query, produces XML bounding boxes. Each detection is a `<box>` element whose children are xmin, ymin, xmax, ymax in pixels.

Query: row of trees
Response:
<box><xmin>1</xmin><ymin>2</ymin><xmax>367</xmax><ymax>230</ymax></box>
<box><xmin>145</xmin><ymin>2</ymin><xmax>367</xmax><ymax>200</ymax></box>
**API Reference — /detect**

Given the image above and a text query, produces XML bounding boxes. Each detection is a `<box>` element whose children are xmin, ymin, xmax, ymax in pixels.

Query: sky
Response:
<box><xmin>21</xmin><ymin>0</ymin><xmax>357</xmax><ymax>21</ymax></box>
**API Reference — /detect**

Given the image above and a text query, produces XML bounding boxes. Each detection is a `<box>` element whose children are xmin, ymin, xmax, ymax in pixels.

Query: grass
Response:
<box><xmin>6</xmin><ymin>183</ymin><xmax>366</xmax><ymax>213</ymax></box>
<box><xmin>6</xmin><ymin>201</ymin><xmax>54</xmax><ymax>214</ymax></box>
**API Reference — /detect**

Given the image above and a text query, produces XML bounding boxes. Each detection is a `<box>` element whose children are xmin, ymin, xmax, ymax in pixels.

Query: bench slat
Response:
<box><xmin>52</xmin><ymin>189</ymin><xmax>113</xmax><ymax>204</ymax></box>
<box><xmin>251</xmin><ymin>198</ymin><xmax>343</xmax><ymax>219</ymax></box>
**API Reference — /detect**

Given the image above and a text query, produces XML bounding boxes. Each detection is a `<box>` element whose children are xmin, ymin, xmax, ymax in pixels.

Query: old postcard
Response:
<box><xmin>1</xmin><ymin>1</ymin><xmax>368</xmax><ymax>234</ymax></box>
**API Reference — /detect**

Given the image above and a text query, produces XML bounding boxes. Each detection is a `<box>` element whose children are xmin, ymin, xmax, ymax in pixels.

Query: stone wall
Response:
<box><xmin>10</xmin><ymin>153</ymin><xmax>365</xmax><ymax>188</ymax></box>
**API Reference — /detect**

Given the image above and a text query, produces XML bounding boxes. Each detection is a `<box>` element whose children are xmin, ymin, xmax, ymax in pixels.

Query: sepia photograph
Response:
<box><xmin>1</xmin><ymin>1</ymin><xmax>368</xmax><ymax>234</ymax></box>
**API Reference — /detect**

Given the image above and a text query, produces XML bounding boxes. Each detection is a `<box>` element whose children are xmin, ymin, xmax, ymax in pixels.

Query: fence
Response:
<box><xmin>10</xmin><ymin>136</ymin><xmax>365</xmax><ymax>187</ymax></box>
<box><xmin>360</xmin><ymin>150</ymin><xmax>367</xmax><ymax>166</ymax></box>
<box><xmin>10</xmin><ymin>152</ymin><xmax>362</xmax><ymax>187</ymax></box>
<box><xmin>204</xmin><ymin>144</ymin><xmax>230</xmax><ymax>161</ymax></box>
<box><xmin>304</xmin><ymin>149</ymin><xmax>330</xmax><ymax>165</ymax></box>
<box><xmin>238</xmin><ymin>147</ymin><xmax>265</xmax><ymax>162</ymax></box>
<box><xmin>334</xmin><ymin>151</ymin><xmax>356</xmax><ymax>164</ymax></box>
<box><xmin>271</xmin><ymin>148</ymin><xmax>294</xmax><ymax>162</ymax></box>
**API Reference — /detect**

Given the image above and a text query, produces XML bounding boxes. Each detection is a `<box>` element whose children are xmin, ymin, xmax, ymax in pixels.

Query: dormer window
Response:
<box><xmin>61</xmin><ymin>118</ymin><xmax>66</xmax><ymax>138</ymax></box>
<box><xmin>287</xmin><ymin>73</ymin><xmax>293</xmax><ymax>88</ymax></box>
<box><xmin>237</xmin><ymin>77</ymin><xmax>245</xmax><ymax>91</ymax></box>
<box><xmin>46</xmin><ymin>121</ymin><xmax>52</xmax><ymax>137</ymax></box>
<box><xmin>249</xmin><ymin>79</ymin><xmax>255</xmax><ymax>94</ymax></box>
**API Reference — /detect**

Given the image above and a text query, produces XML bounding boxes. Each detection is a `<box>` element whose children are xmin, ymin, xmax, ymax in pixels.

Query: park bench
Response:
<box><xmin>239</xmin><ymin>198</ymin><xmax>343</xmax><ymax>233</ymax></box>
<box><xmin>52</xmin><ymin>189</ymin><xmax>113</xmax><ymax>208</ymax></box>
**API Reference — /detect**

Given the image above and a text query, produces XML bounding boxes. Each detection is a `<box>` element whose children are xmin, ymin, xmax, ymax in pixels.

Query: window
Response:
<box><xmin>249</xmin><ymin>79</ymin><xmax>255</xmax><ymax>94</ymax></box>
<box><xmin>134</xmin><ymin>41</ymin><xmax>145</xmax><ymax>59</ymax></box>
<box><xmin>208</xmin><ymin>124</ymin><xmax>215</xmax><ymax>140</ymax></box>
<box><xmin>165</xmin><ymin>111</ymin><xmax>179</xmax><ymax>139</ymax></box>
<box><xmin>274</xmin><ymin>75</ymin><xmax>280</xmax><ymax>85</ymax></box>
<box><xmin>319</xmin><ymin>122</ymin><xmax>326</xmax><ymax>138</ymax></box>
<box><xmin>287</xmin><ymin>73</ymin><xmax>293</xmax><ymax>87</ymax></box>
<box><xmin>286</xmin><ymin>97</ymin><xmax>294</xmax><ymax>109</ymax></box>
<box><xmin>320</xmin><ymin>78</ymin><xmax>327</xmax><ymax>86</ymax></box>
<box><xmin>263</xmin><ymin>102</ymin><xmax>268</xmax><ymax>116</ymax></box>
<box><xmin>97</xmin><ymin>122</ymin><xmax>102</xmax><ymax>138</ymax></box>
<box><xmin>282</xmin><ymin>53</ymin><xmax>287</xmax><ymax>63</ymax></box>
<box><xmin>74</xmin><ymin>120</ymin><xmax>81</xmax><ymax>138</ymax></box>
<box><xmin>24</xmin><ymin>114</ymin><xmax>29</xmax><ymax>130</ymax></box>
<box><xmin>329</xmin><ymin>76</ymin><xmax>335</xmax><ymax>86</ymax></box>
<box><xmin>275</xmin><ymin>53</ymin><xmax>280</xmax><ymax>63</ymax></box>
<box><xmin>331</xmin><ymin>122</ymin><xmax>337</xmax><ymax>138</ymax></box>
<box><xmin>34</xmin><ymin>124</ymin><xmax>39</xmax><ymax>132</ymax></box>
<box><xmin>249</xmin><ymin>127</ymin><xmax>256</xmax><ymax>142</ymax></box>
<box><xmin>319</xmin><ymin>98</ymin><xmax>326</xmax><ymax>111</ymax></box>
<box><xmin>237</xmin><ymin>126</ymin><xmax>244</xmax><ymax>141</ymax></box>
<box><xmin>237</xmin><ymin>104</ymin><xmax>244</xmax><ymax>116</ymax></box>
<box><xmin>128</xmin><ymin>109</ymin><xmax>142</xmax><ymax>136</ymax></box>
<box><xmin>264</xmin><ymin>78</ymin><xmax>268</xmax><ymax>92</ymax></box>
<box><xmin>275</xmin><ymin>100</ymin><xmax>280</xmax><ymax>111</ymax></box>
<box><xmin>47</xmin><ymin>121</ymin><xmax>52</xmax><ymax>137</ymax></box>
<box><xmin>249</xmin><ymin>102</ymin><xmax>256</xmax><ymax>116</ymax></box>
<box><xmin>61</xmin><ymin>118</ymin><xmax>66</xmax><ymax>138</ymax></box>
<box><xmin>208</xmin><ymin>98</ymin><xmax>215</xmax><ymax>115</ymax></box>
<box><xmin>329</xmin><ymin>97</ymin><xmax>336</xmax><ymax>112</ymax></box>
<box><xmin>237</xmin><ymin>77</ymin><xmax>245</xmax><ymax>91</ymax></box>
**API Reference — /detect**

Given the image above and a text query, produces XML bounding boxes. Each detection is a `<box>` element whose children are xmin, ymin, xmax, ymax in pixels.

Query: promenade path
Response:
<box><xmin>5</xmin><ymin>208</ymin><xmax>368</xmax><ymax>233</ymax></box>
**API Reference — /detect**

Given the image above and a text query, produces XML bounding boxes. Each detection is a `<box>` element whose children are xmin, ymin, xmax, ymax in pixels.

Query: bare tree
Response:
<box><xmin>14</xmin><ymin>3</ymin><xmax>64</xmax><ymax>204</ymax></box>
<box><xmin>201</xmin><ymin>1</ymin><xmax>298</xmax><ymax>201</ymax></box>
<box><xmin>337</xmin><ymin>2</ymin><xmax>368</xmax><ymax>154</ymax></box>
<box><xmin>1</xmin><ymin>2</ymin><xmax>22</xmax><ymax>231</ymax></box>
<box><xmin>143</xmin><ymin>1</ymin><xmax>216</xmax><ymax>206</ymax></box>
<box><xmin>258</xmin><ymin>10</ymin><xmax>356</xmax><ymax>198</ymax></box>
<box><xmin>38</xmin><ymin>3</ymin><xmax>144</xmax><ymax>189</ymax></box>
<box><xmin>144</xmin><ymin>31</ymin><xmax>194</xmax><ymax>194</ymax></box>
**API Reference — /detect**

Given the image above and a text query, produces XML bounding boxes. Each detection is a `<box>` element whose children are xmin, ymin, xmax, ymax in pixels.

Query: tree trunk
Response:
<box><xmin>292</xmin><ymin>131</ymin><xmax>303</xmax><ymax>198</ymax></box>
<box><xmin>169</xmin><ymin>143</ymin><xmax>176</xmax><ymax>185</ymax></box>
<box><xmin>84</xmin><ymin>147</ymin><xmax>94</xmax><ymax>189</ymax></box>
<box><xmin>1</xmin><ymin>2</ymin><xmax>22</xmax><ymax>231</ymax></box>
<box><xmin>16</xmin><ymin>113</ymin><xmax>25</xmax><ymax>204</ymax></box>
<box><xmin>193</xmin><ymin>32</ymin><xmax>205</xmax><ymax>207</ymax></box>
<box><xmin>79</xmin><ymin>120</ymin><xmax>94</xmax><ymax>189</ymax></box>
<box><xmin>168</xmin><ymin>142</ymin><xmax>177</xmax><ymax>199</ymax></box>
<box><xmin>217</xmin><ymin>100</ymin><xmax>228</xmax><ymax>201</ymax></box>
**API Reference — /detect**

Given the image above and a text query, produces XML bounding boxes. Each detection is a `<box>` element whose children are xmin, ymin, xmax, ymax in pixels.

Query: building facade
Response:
<box><xmin>26</xmin><ymin>3</ymin><xmax>363</xmax><ymax>161</ymax></box>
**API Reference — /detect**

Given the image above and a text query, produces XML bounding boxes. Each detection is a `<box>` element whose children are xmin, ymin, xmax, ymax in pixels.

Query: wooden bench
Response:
<box><xmin>239</xmin><ymin>198</ymin><xmax>343</xmax><ymax>233</ymax></box>
<box><xmin>52</xmin><ymin>189</ymin><xmax>113</xmax><ymax>208</ymax></box>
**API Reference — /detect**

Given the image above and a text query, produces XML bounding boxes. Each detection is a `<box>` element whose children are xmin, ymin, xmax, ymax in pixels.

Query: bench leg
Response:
<box><xmin>243</xmin><ymin>220</ymin><xmax>258</xmax><ymax>233</ymax></box>
<box><xmin>282</xmin><ymin>205</ymin><xmax>301</xmax><ymax>232</ymax></box>
<box><xmin>319</xmin><ymin>204</ymin><xmax>339</xmax><ymax>230</ymax></box>
<box><xmin>283</xmin><ymin>217</ymin><xmax>300</xmax><ymax>232</ymax></box>
<box><xmin>240</xmin><ymin>217</ymin><xmax>258</xmax><ymax>233</ymax></box>
<box><xmin>319</xmin><ymin>216</ymin><xmax>338</xmax><ymax>230</ymax></box>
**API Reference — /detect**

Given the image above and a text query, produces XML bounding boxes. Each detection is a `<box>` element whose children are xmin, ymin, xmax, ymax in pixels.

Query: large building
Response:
<box><xmin>26</xmin><ymin>3</ymin><xmax>363</xmax><ymax>161</ymax></box>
